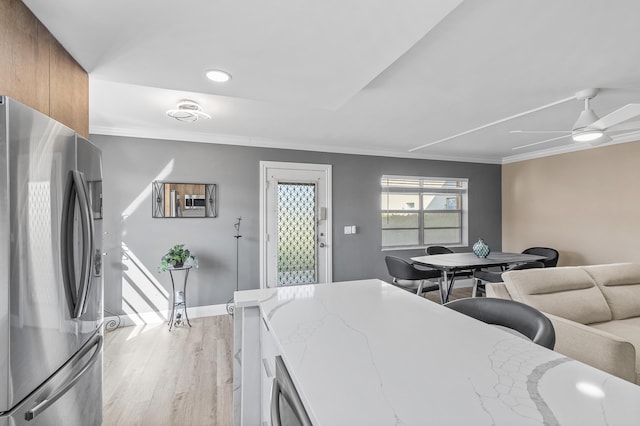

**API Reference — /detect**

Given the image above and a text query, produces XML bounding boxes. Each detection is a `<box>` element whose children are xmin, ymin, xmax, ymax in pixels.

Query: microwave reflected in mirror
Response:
<box><xmin>152</xmin><ymin>181</ymin><xmax>217</xmax><ymax>218</ymax></box>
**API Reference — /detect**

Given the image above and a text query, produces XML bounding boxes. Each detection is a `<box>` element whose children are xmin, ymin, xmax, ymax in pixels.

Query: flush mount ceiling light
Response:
<box><xmin>166</xmin><ymin>100</ymin><xmax>211</xmax><ymax>122</ymax></box>
<box><xmin>206</xmin><ymin>69</ymin><xmax>232</xmax><ymax>83</ymax></box>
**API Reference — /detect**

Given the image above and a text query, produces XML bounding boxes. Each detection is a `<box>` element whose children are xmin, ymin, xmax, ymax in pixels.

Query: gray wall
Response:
<box><xmin>92</xmin><ymin>134</ymin><xmax>501</xmax><ymax>315</ymax></box>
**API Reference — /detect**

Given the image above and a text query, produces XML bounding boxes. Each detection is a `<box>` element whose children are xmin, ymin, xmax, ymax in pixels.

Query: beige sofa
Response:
<box><xmin>487</xmin><ymin>263</ymin><xmax>640</xmax><ymax>384</ymax></box>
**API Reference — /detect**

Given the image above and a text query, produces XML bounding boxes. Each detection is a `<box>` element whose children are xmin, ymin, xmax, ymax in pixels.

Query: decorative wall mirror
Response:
<box><xmin>152</xmin><ymin>181</ymin><xmax>217</xmax><ymax>218</ymax></box>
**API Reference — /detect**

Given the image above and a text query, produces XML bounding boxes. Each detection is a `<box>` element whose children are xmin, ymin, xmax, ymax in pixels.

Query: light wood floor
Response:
<box><xmin>103</xmin><ymin>315</ymin><xmax>233</xmax><ymax>426</ymax></box>
<box><xmin>424</xmin><ymin>286</ymin><xmax>472</xmax><ymax>303</ymax></box>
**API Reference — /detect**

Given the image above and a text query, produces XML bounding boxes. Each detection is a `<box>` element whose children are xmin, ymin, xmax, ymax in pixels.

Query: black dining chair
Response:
<box><xmin>425</xmin><ymin>246</ymin><xmax>454</xmax><ymax>256</ymax></box>
<box><xmin>472</xmin><ymin>261</ymin><xmax>544</xmax><ymax>297</ymax></box>
<box><xmin>425</xmin><ymin>246</ymin><xmax>473</xmax><ymax>302</ymax></box>
<box><xmin>384</xmin><ymin>256</ymin><xmax>443</xmax><ymax>303</ymax></box>
<box><xmin>444</xmin><ymin>297</ymin><xmax>556</xmax><ymax>349</ymax></box>
<box><xmin>522</xmin><ymin>247</ymin><xmax>559</xmax><ymax>268</ymax></box>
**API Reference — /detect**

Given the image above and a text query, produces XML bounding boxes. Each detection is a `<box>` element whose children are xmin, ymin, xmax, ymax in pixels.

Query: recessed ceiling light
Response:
<box><xmin>206</xmin><ymin>69</ymin><xmax>232</xmax><ymax>83</ymax></box>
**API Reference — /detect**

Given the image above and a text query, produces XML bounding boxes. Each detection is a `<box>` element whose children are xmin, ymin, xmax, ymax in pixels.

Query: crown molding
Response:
<box><xmin>91</xmin><ymin>125</ymin><xmax>640</xmax><ymax>166</ymax></box>
<box><xmin>89</xmin><ymin>125</ymin><xmax>503</xmax><ymax>164</ymax></box>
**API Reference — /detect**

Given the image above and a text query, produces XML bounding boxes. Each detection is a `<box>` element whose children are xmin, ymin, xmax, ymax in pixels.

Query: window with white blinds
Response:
<box><xmin>381</xmin><ymin>175</ymin><xmax>468</xmax><ymax>249</ymax></box>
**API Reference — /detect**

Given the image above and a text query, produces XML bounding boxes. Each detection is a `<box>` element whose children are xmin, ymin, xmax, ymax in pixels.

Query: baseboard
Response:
<box><xmin>104</xmin><ymin>303</ymin><xmax>229</xmax><ymax>329</ymax></box>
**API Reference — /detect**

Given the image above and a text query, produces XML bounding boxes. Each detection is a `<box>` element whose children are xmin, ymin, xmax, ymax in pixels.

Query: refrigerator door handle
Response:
<box><xmin>61</xmin><ymin>170</ymin><xmax>95</xmax><ymax>319</ymax></box>
<box><xmin>61</xmin><ymin>171</ymin><xmax>79</xmax><ymax>317</ymax></box>
<box><xmin>74</xmin><ymin>171</ymin><xmax>95</xmax><ymax>318</ymax></box>
<box><xmin>24</xmin><ymin>334</ymin><xmax>103</xmax><ymax>421</ymax></box>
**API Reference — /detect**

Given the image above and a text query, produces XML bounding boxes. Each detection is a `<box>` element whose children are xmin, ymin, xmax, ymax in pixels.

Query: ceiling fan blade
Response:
<box><xmin>509</xmin><ymin>130</ymin><xmax>571</xmax><ymax>134</ymax></box>
<box><xmin>511</xmin><ymin>134</ymin><xmax>572</xmax><ymax>150</ymax></box>
<box><xmin>607</xmin><ymin>119</ymin><xmax>640</xmax><ymax>132</ymax></box>
<box><xmin>590</xmin><ymin>104</ymin><xmax>640</xmax><ymax>130</ymax></box>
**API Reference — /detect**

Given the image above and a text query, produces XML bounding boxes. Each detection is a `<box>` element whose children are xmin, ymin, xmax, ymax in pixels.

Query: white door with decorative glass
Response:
<box><xmin>260</xmin><ymin>162</ymin><xmax>332</xmax><ymax>288</ymax></box>
<box><xmin>381</xmin><ymin>175</ymin><xmax>468</xmax><ymax>249</ymax></box>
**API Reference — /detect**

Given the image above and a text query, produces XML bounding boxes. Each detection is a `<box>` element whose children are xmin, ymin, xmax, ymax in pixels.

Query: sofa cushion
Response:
<box><xmin>583</xmin><ymin>263</ymin><xmax>640</xmax><ymax>320</ymax></box>
<box><xmin>502</xmin><ymin>267</ymin><xmax>612</xmax><ymax>325</ymax></box>
<box><xmin>591</xmin><ymin>316</ymin><xmax>640</xmax><ymax>382</ymax></box>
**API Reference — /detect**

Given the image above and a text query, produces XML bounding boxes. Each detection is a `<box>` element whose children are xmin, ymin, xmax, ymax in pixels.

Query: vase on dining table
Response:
<box><xmin>473</xmin><ymin>238</ymin><xmax>490</xmax><ymax>258</ymax></box>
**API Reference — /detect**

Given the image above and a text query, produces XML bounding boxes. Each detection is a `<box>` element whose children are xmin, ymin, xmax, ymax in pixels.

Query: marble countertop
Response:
<box><xmin>236</xmin><ymin>280</ymin><xmax>640</xmax><ymax>425</ymax></box>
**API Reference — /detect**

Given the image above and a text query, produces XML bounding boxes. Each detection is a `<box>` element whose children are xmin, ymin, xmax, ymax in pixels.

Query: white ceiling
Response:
<box><xmin>22</xmin><ymin>0</ymin><xmax>640</xmax><ymax>164</ymax></box>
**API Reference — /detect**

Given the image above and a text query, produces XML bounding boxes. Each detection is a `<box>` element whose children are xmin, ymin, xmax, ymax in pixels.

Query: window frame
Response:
<box><xmin>380</xmin><ymin>175</ymin><xmax>469</xmax><ymax>251</ymax></box>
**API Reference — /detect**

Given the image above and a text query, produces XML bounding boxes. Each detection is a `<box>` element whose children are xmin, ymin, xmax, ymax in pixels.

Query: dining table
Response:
<box><xmin>411</xmin><ymin>251</ymin><xmax>546</xmax><ymax>302</ymax></box>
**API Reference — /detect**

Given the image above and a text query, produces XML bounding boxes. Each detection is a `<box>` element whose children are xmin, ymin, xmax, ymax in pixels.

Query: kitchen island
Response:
<box><xmin>233</xmin><ymin>279</ymin><xmax>640</xmax><ymax>425</ymax></box>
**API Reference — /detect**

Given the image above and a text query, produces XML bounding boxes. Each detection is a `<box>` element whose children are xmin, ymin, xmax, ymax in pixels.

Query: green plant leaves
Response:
<box><xmin>158</xmin><ymin>244</ymin><xmax>198</xmax><ymax>272</ymax></box>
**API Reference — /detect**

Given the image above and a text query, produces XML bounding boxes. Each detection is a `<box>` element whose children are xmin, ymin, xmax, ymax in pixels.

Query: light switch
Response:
<box><xmin>344</xmin><ymin>225</ymin><xmax>357</xmax><ymax>235</ymax></box>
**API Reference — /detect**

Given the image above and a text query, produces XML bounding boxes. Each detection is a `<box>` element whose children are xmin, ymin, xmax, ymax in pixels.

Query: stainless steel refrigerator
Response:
<box><xmin>0</xmin><ymin>96</ymin><xmax>103</xmax><ymax>425</ymax></box>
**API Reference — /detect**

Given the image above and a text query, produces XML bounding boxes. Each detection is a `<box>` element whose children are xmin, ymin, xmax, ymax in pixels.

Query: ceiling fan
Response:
<box><xmin>511</xmin><ymin>88</ymin><xmax>640</xmax><ymax>150</ymax></box>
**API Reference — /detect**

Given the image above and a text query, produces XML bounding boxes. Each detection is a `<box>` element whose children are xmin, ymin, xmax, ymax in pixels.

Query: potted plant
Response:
<box><xmin>158</xmin><ymin>244</ymin><xmax>198</xmax><ymax>272</ymax></box>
